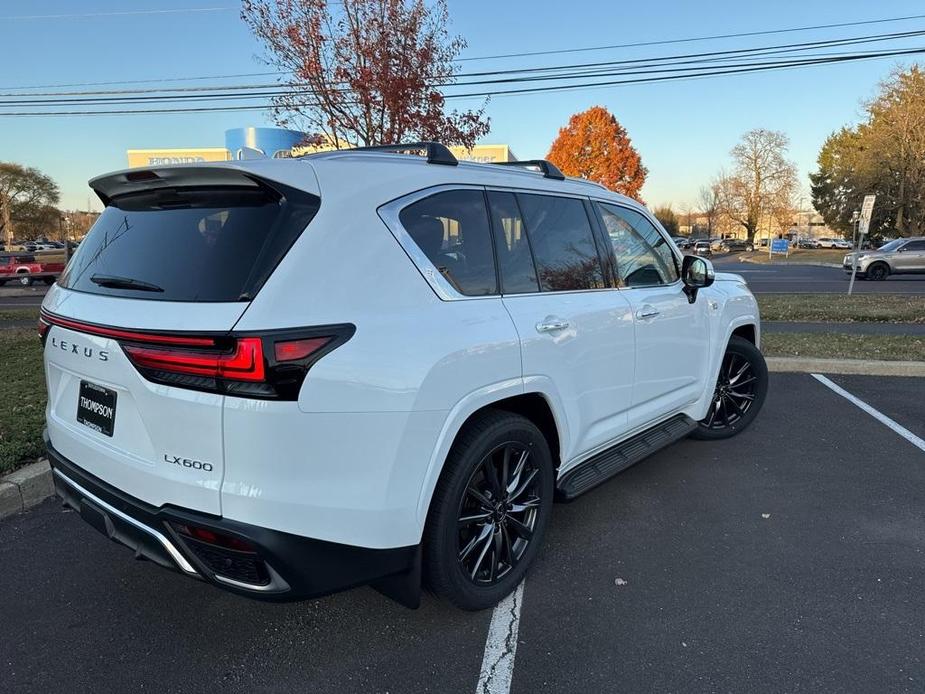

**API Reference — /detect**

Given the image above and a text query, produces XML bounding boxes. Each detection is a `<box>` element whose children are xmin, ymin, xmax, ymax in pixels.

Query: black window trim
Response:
<box><xmin>484</xmin><ymin>189</ymin><xmax>540</xmax><ymax>295</ymax></box>
<box><xmin>380</xmin><ymin>183</ymin><xmax>627</xmax><ymax>301</ymax></box>
<box><xmin>485</xmin><ymin>185</ymin><xmax>618</xmax><ymax>296</ymax></box>
<box><xmin>590</xmin><ymin>197</ymin><xmax>685</xmax><ymax>291</ymax></box>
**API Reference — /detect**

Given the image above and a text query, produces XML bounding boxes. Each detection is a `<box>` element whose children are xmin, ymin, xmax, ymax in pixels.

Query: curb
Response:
<box><xmin>740</xmin><ymin>257</ymin><xmax>843</xmax><ymax>269</ymax></box>
<box><xmin>767</xmin><ymin>357</ymin><xmax>925</xmax><ymax>377</ymax></box>
<box><xmin>0</xmin><ymin>287</ymin><xmax>48</xmax><ymax>298</ymax></box>
<box><xmin>0</xmin><ymin>458</ymin><xmax>55</xmax><ymax>521</ymax></box>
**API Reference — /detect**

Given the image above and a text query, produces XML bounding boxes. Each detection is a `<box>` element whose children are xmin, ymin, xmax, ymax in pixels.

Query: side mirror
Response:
<box><xmin>681</xmin><ymin>255</ymin><xmax>714</xmax><ymax>304</ymax></box>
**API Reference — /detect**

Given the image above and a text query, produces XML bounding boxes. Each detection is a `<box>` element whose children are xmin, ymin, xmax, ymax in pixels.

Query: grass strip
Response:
<box><xmin>757</xmin><ymin>294</ymin><xmax>925</xmax><ymax>324</ymax></box>
<box><xmin>0</xmin><ymin>329</ymin><xmax>46</xmax><ymax>474</ymax></box>
<box><xmin>762</xmin><ymin>332</ymin><xmax>925</xmax><ymax>361</ymax></box>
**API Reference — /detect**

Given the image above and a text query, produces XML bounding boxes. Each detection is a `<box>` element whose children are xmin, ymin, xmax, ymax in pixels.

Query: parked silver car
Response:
<box><xmin>843</xmin><ymin>237</ymin><xmax>925</xmax><ymax>280</ymax></box>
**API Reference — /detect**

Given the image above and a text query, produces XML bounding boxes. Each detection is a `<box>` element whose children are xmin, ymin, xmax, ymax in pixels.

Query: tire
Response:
<box><xmin>423</xmin><ymin>410</ymin><xmax>554</xmax><ymax>610</ymax></box>
<box><xmin>18</xmin><ymin>275</ymin><xmax>32</xmax><ymax>287</ymax></box>
<box><xmin>690</xmin><ymin>336</ymin><xmax>768</xmax><ymax>441</ymax></box>
<box><xmin>866</xmin><ymin>263</ymin><xmax>889</xmax><ymax>281</ymax></box>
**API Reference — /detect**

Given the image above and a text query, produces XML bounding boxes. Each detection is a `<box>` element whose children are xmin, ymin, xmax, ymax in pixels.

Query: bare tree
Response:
<box><xmin>240</xmin><ymin>0</ymin><xmax>490</xmax><ymax>148</ymax></box>
<box><xmin>717</xmin><ymin>129</ymin><xmax>799</xmax><ymax>242</ymax></box>
<box><xmin>697</xmin><ymin>181</ymin><xmax>721</xmax><ymax>237</ymax></box>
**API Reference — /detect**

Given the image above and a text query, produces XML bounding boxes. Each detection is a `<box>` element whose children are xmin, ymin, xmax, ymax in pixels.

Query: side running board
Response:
<box><xmin>556</xmin><ymin>414</ymin><xmax>697</xmax><ymax>500</ymax></box>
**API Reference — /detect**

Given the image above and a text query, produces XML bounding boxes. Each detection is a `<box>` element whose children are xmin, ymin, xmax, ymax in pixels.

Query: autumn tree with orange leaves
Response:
<box><xmin>547</xmin><ymin>106</ymin><xmax>647</xmax><ymax>200</ymax></box>
<box><xmin>241</xmin><ymin>0</ymin><xmax>490</xmax><ymax>149</ymax></box>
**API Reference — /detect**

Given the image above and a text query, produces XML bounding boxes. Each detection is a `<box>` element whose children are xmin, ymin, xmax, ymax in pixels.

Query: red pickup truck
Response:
<box><xmin>0</xmin><ymin>253</ymin><xmax>65</xmax><ymax>286</ymax></box>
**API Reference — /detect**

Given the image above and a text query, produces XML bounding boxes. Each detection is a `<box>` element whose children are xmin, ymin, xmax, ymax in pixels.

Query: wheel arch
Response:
<box><xmin>415</xmin><ymin>387</ymin><xmax>566</xmax><ymax>529</ymax></box>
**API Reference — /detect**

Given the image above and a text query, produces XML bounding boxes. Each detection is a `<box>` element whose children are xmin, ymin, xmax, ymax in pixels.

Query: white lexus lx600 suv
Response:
<box><xmin>41</xmin><ymin>143</ymin><xmax>766</xmax><ymax>610</ymax></box>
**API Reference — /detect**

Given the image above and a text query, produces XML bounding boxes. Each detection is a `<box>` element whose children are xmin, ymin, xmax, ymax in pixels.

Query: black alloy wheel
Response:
<box><xmin>867</xmin><ymin>263</ymin><xmax>889</xmax><ymax>281</ymax></box>
<box><xmin>691</xmin><ymin>335</ymin><xmax>768</xmax><ymax>440</ymax></box>
<box><xmin>456</xmin><ymin>442</ymin><xmax>540</xmax><ymax>585</ymax></box>
<box><xmin>424</xmin><ymin>411</ymin><xmax>553</xmax><ymax>610</ymax></box>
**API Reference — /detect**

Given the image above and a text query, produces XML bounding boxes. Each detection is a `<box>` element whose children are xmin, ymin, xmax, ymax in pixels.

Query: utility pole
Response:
<box><xmin>1</xmin><ymin>191</ymin><xmax>12</xmax><ymax>250</ymax></box>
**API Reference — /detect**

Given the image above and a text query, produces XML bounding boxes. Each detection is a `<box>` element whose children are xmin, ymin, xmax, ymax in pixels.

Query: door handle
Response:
<box><xmin>635</xmin><ymin>306</ymin><xmax>660</xmax><ymax>320</ymax></box>
<box><xmin>536</xmin><ymin>317</ymin><xmax>570</xmax><ymax>333</ymax></box>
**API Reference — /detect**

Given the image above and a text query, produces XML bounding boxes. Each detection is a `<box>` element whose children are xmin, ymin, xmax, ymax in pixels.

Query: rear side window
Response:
<box><xmin>516</xmin><ymin>194</ymin><xmax>605</xmax><ymax>292</ymax></box>
<box><xmin>596</xmin><ymin>203</ymin><xmax>679</xmax><ymax>287</ymax></box>
<box><xmin>487</xmin><ymin>191</ymin><xmax>539</xmax><ymax>294</ymax></box>
<box><xmin>58</xmin><ymin>184</ymin><xmax>319</xmax><ymax>302</ymax></box>
<box><xmin>399</xmin><ymin>189</ymin><xmax>497</xmax><ymax>296</ymax></box>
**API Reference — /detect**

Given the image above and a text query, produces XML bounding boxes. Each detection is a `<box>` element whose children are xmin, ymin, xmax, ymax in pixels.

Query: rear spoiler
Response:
<box><xmin>89</xmin><ymin>165</ymin><xmax>266</xmax><ymax>206</ymax></box>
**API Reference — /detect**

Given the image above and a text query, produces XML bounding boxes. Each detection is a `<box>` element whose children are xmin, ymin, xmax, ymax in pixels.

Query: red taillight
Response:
<box><xmin>40</xmin><ymin>309</ymin><xmax>354</xmax><ymax>400</ymax></box>
<box><xmin>40</xmin><ymin>312</ymin><xmax>215</xmax><ymax>347</ymax></box>
<box><xmin>38</xmin><ymin>316</ymin><xmax>50</xmax><ymax>342</ymax></box>
<box><xmin>274</xmin><ymin>337</ymin><xmax>330</xmax><ymax>362</ymax></box>
<box><xmin>122</xmin><ymin>337</ymin><xmax>265</xmax><ymax>382</ymax></box>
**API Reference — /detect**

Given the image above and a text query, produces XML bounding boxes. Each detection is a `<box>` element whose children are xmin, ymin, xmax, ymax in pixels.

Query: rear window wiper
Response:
<box><xmin>90</xmin><ymin>274</ymin><xmax>164</xmax><ymax>293</ymax></box>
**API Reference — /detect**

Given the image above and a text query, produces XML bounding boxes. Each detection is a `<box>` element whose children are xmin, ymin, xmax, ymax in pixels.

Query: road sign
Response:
<box><xmin>771</xmin><ymin>238</ymin><xmax>789</xmax><ymax>255</ymax></box>
<box><xmin>858</xmin><ymin>195</ymin><xmax>876</xmax><ymax>236</ymax></box>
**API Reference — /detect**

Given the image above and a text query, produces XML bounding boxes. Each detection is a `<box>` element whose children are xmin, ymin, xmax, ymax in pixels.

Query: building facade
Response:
<box><xmin>128</xmin><ymin>127</ymin><xmax>516</xmax><ymax>168</ymax></box>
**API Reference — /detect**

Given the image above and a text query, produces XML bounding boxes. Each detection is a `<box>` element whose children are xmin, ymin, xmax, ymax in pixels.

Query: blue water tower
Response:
<box><xmin>225</xmin><ymin>127</ymin><xmax>307</xmax><ymax>159</ymax></box>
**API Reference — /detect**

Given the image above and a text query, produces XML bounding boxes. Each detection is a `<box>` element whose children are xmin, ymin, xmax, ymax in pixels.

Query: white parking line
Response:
<box><xmin>476</xmin><ymin>580</ymin><xmax>524</xmax><ymax>694</ymax></box>
<box><xmin>811</xmin><ymin>374</ymin><xmax>925</xmax><ymax>452</ymax></box>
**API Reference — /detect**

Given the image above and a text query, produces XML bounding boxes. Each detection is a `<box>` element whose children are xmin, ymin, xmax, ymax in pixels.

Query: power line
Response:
<box><xmin>2</xmin><ymin>45</ymin><xmax>921</xmax><ymax>116</ymax></box>
<box><xmin>0</xmin><ymin>7</ymin><xmax>235</xmax><ymax>21</ymax></box>
<box><xmin>3</xmin><ymin>27</ymin><xmax>922</xmax><ymax>103</ymax></box>
<box><xmin>456</xmin><ymin>12</ymin><xmax>925</xmax><ymax>61</ymax></box>
<box><xmin>2</xmin><ymin>12</ymin><xmax>924</xmax><ymax>91</ymax></box>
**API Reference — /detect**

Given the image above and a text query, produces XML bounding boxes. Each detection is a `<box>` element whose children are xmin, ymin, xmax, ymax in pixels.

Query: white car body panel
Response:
<box><xmin>43</xmin><ymin>151</ymin><xmax>762</xmax><ymax>560</ymax></box>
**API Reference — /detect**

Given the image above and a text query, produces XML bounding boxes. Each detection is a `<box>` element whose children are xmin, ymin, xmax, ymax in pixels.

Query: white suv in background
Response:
<box><xmin>41</xmin><ymin>143</ymin><xmax>767</xmax><ymax>610</ymax></box>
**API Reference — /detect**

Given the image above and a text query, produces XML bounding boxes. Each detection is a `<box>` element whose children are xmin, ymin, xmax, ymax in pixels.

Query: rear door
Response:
<box><xmin>491</xmin><ymin>191</ymin><xmax>636</xmax><ymax>461</ymax></box>
<box><xmin>593</xmin><ymin>201</ymin><xmax>712</xmax><ymax>429</ymax></box>
<box><xmin>42</xmin><ymin>168</ymin><xmax>320</xmax><ymax>514</ymax></box>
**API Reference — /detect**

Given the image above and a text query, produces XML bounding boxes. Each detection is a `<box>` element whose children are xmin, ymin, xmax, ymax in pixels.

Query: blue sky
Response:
<box><xmin>2</xmin><ymin>1</ymin><xmax>923</xmax><ymax>212</ymax></box>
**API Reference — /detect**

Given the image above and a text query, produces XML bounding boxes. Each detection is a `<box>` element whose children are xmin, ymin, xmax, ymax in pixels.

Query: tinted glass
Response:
<box><xmin>58</xmin><ymin>185</ymin><xmax>319</xmax><ymax>302</ymax></box>
<box><xmin>596</xmin><ymin>203</ymin><xmax>680</xmax><ymax>287</ymax></box>
<box><xmin>902</xmin><ymin>240</ymin><xmax>925</xmax><ymax>251</ymax></box>
<box><xmin>878</xmin><ymin>239</ymin><xmax>905</xmax><ymax>252</ymax></box>
<box><xmin>487</xmin><ymin>191</ymin><xmax>539</xmax><ymax>294</ymax></box>
<box><xmin>516</xmin><ymin>194</ymin><xmax>604</xmax><ymax>292</ymax></box>
<box><xmin>399</xmin><ymin>190</ymin><xmax>497</xmax><ymax>296</ymax></box>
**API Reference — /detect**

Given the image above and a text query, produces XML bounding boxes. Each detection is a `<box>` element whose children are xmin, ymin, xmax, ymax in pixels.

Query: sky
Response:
<box><xmin>1</xmin><ymin>0</ymin><xmax>923</xmax><ymax>213</ymax></box>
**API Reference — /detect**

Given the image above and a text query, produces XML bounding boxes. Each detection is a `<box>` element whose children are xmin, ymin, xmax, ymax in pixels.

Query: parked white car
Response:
<box><xmin>817</xmin><ymin>237</ymin><xmax>850</xmax><ymax>249</ymax></box>
<box><xmin>40</xmin><ymin>144</ymin><xmax>767</xmax><ymax>610</ymax></box>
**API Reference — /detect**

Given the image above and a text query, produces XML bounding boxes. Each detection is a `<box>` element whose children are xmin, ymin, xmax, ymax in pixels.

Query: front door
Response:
<box><xmin>894</xmin><ymin>240</ymin><xmax>925</xmax><ymax>272</ymax></box>
<box><xmin>593</xmin><ymin>201</ymin><xmax>712</xmax><ymax>429</ymax></box>
<box><xmin>488</xmin><ymin>190</ymin><xmax>636</xmax><ymax>462</ymax></box>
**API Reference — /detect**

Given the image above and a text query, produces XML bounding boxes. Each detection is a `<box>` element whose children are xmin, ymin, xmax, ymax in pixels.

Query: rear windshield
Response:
<box><xmin>58</xmin><ymin>183</ymin><xmax>319</xmax><ymax>302</ymax></box>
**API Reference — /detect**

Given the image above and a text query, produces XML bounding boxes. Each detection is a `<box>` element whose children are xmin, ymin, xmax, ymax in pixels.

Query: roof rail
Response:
<box><xmin>493</xmin><ymin>159</ymin><xmax>565</xmax><ymax>180</ymax></box>
<box><xmin>347</xmin><ymin>142</ymin><xmax>458</xmax><ymax>166</ymax></box>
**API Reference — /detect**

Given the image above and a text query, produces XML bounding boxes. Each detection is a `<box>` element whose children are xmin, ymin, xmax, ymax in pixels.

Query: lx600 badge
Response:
<box><xmin>164</xmin><ymin>454</ymin><xmax>213</xmax><ymax>472</ymax></box>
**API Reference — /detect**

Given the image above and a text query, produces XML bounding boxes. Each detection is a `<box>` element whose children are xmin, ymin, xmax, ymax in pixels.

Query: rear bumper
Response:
<box><xmin>46</xmin><ymin>439</ymin><xmax>421</xmax><ymax>606</ymax></box>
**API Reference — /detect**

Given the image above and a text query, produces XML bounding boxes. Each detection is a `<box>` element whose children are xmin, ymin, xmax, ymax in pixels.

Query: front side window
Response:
<box><xmin>399</xmin><ymin>189</ymin><xmax>497</xmax><ymax>296</ymax></box>
<box><xmin>516</xmin><ymin>194</ymin><xmax>605</xmax><ymax>292</ymax></box>
<box><xmin>596</xmin><ymin>203</ymin><xmax>680</xmax><ymax>287</ymax></box>
<box><xmin>901</xmin><ymin>240</ymin><xmax>925</xmax><ymax>251</ymax></box>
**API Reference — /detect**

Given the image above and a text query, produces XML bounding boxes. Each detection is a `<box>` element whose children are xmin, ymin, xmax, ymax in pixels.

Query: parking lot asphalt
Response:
<box><xmin>2</xmin><ymin>373</ymin><xmax>923</xmax><ymax>693</ymax></box>
<box><xmin>711</xmin><ymin>256</ymin><xmax>925</xmax><ymax>294</ymax></box>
